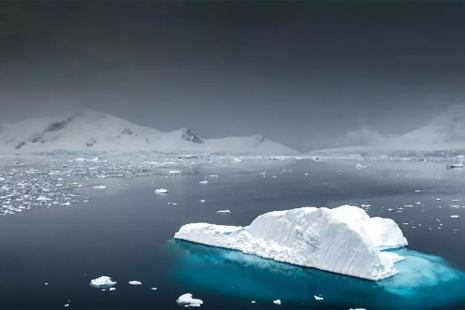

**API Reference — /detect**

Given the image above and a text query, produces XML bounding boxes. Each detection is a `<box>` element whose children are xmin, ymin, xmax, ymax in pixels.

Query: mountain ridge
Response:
<box><xmin>0</xmin><ymin>110</ymin><xmax>299</xmax><ymax>155</ymax></box>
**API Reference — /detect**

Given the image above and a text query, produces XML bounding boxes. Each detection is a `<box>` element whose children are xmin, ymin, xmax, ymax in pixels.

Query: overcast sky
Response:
<box><xmin>1</xmin><ymin>1</ymin><xmax>465</xmax><ymax>151</ymax></box>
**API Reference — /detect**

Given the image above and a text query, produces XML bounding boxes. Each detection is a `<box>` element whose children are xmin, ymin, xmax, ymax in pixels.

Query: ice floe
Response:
<box><xmin>90</xmin><ymin>276</ymin><xmax>117</xmax><ymax>288</ymax></box>
<box><xmin>176</xmin><ymin>293</ymin><xmax>203</xmax><ymax>307</ymax></box>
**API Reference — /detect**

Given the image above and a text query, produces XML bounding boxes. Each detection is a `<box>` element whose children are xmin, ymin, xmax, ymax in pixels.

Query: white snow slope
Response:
<box><xmin>174</xmin><ymin>205</ymin><xmax>408</xmax><ymax>281</ymax></box>
<box><xmin>0</xmin><ymin>111</ymin><xmax>298</xmax><ymax>155</ymax></box>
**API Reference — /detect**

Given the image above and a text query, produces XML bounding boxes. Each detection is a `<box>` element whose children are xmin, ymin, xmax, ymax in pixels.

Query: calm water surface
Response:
<box><xmin>1</xmin><ymin>159</ymin><xmax>464</xmax><ymax>309</ymax></box>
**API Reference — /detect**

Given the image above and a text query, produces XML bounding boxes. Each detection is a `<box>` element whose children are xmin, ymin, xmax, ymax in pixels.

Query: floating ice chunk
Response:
<box><xmin>109</xmin><ymin>287</ymin><xmax>116</xmax><ymax>291</ymax></box>
<box><xmin>350</xmin><ymin>308</ymin><xmax>366</xmax><ymax>310</ymax></box>
<box><xmin>199</xmin><ymin>180</ymin><xmax>208</xmax><ymax>184</ymax></box>
<box><xmin>355</xmin><ymin>164</ymin><xmax>367</xmax><ymax>169</ymax></box>
<box><xmin>436</xmin><ymin>198</ymin><xmax>442</xmax><ymax>201</ymax></box>
<box><xmin>151</xmin><ymin>287</ymin><xmax>157</xmax><ymax>290</ymax></box>
<box><xmin>200</xmin><ymin>200</ymin><xmax>206</xmax><ymax>203</ymax></box>
<box><xmin>273</xmin><ymin>299</ymin><xmax>281</xmax><ymax>305</ymax></box>
<box><xmin>44</xmin><ymin>283</ymin><xmax>48</xmax><ymax>286</ymax></box>
<box><xmin>169</xmin><ymin>170</ymin><xmax>182</xmax><ymax>175</ymax></box>
<box><xmin>415</xmin><ymin>190</ymin><xmax>421</xmax><ymax>192</ymax></box>
<box><xmin>208</xmin><ymin>175</ymin><xmax>219</xmax><ymax>179</ymax></box>
<box><xmin>93</xmin><ymin>185</ymin><xmax>106</xmax><ymax>189</ymax></box>
<box><xmin>155</xmin><ymin>188</ymin><xmax>169</xmax><ymax>194</ymax></box>
<box><xmin>450</xmin><ymin>215</ymin><xmax>460</xmax><ymax>219</ymax></box>
<box><xmin>90</xmin><ymin>276</ymin><xmax>116</xmax><ymax>288</ymax></box>
<box><xmin>314</xmin><ymin>296</ymin><xmax>323</xmax><ymax>301</ymax></box>
<box><xmin>168</xmin><ymin>202</ymin><xmax>178</xmax><ymax>206</ymax></box>
<box><xmin>216</xmin><ymin>210</ymin><xmax>231</xmax><ymax>214</ymax></box>
<box><xmin>64</xmin><ymin>304</ymin><xmax>69</xmax><ymax>307</ymax></box>
<box><xmin>36</xmin><ymin>195</ymin><xmax>51</xmax><ymax>201</ymax></box>
<box><xmin>251</xmin><ymin>301</ymin><xmax>256</xmax><ymax>303</ymax></box>
<box><xmin>174</xmin><ymin>205</ymin><xmax>407</xmax><ymax>281</ymax></box>
<box><xmin>129</xmin><ymin>280</ymin><xmax>142</xmax><ymax>285</ymax></box>
<box><xmin>176</xmin><ymin>293</ymin><xmax>203</xmax><ymax>307</ymax></box>
<box><xmin>233</xmin><ymin>158</ymin><xmax>243</xmax><ymax>163</ymax></box>
<box><xmin>361</xmin><ymin>204</ymin><xmax>371</xmax><ymax>208</ymax></box>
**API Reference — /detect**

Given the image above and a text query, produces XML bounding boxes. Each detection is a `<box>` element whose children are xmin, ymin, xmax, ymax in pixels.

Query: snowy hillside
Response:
<box><xmin>0</xmin><ymin>111</ymin><xmax>298</xmax><ymax>155</ymax></box>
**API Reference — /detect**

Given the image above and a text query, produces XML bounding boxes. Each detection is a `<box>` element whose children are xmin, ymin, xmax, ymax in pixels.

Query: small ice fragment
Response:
<box><xmin>64</xmin><ymin>304</ymin><xmax>69</xmax><ymax>307</ymax></box>
<box><xmin>199</xmin><ymin>180</ymin><xmax>208</xmax><ymax>184</ymax></box>
<box><xmin>216</xmin><ymin>210</ymin><xmax>231</xmax><ymax>214</ymax></box>
<box><xmin>273</xmin><ymin>299</ymin><xmax>281</xmax><ymax>305</ymax></box>
<box><xmin>93</xmin><ymin>185</ymin><xmax>106</xmax><ymax>189</ymax></box>
<box><xmin>355</xmin><ymin>164</ymin><xmax>367</xmax><ymax>169</ymax></box>
<box><xmin>208</xmin><ymin>175</ymin><xmax>219</xmax><ymax>178</ymax></box>
<box><xmin>155</xmin><ymin>188</ymin><xmax>169</xmax><ymax>194</ymax></box>
<box><xmin>200</xmin><ymin>199</ymin><xmax>206</xmax><ymax>203</ymax></box>
<box><xmin>44</xmin><ymin>282</ymin><xmax>49</xmax><ymax>285</ymax></box>
<box><xmin>169</xmin><ymin>171</ymin><xmax>182</xmax><ymax>175</ymax></box>
<box><xmin>251</xmin><ymin>301</ymin><xmax>256</xmax><ymax>304</ymax></box>
<box><xmin>415</xmin><ymin>190</ymin><xmax>421</xmax><ymax>192</ymax></box>
<box><xmin>436</xmin><ymin>198</ymin><xmax>441</xmax><ymax>201</ymax></box>
<box><xmin>101</xmin><ymin>289</ymin><xmax>106</xmax><ymax>291</ymax></box>
<box><xmin>90</xmin><ymin>276</ymin><xmax>117</xmax><ymax>288</ymax></box>
<box><xmin>168</xmin><ymin>202</ymin><xmax>178</xmax><ymax>206</ymax></box>
<box><xmin>151</xmin><ymin>287</ymin><xmax>157</xmax><ymax>290</ymax></box>
<box><xmin>314</xmin><ymin>296</ymin><xmax>324</xmax><ymax>301</ymax></box>
<box><xmin>109</xmin><ymin>287</ymin><xmax>116</xmax><ymax>291</ymax></box>
<box><xmin>451</xmin><ymin>215</ymin><xmax>460</xmax><ymax>219</ymax></box>
<box><xmin>350</xmin><ymin>308</ymin><xmax>367</xmax><ymax>310</ymax></box>
<box><xmin>304</xmin><ymin>173</ymin><xmax>308</xmax><ymax>176</ymax></box>
<box><xmin>36</xmin><ymin>195</ymin><xmax>51</xmax><ymax>201</ymax></box>
<box><xmin>361</xmin><ymin>204</ymin><xmax>371</xmax><ymax>208</ymax></box>
<box><xmin>176</xmin><ymin>293</ymin><xmax>203</xmax><ymax>307</ymax></box>
<box><xmin>128</xmin><ymin>281</ymin><xmax>142</xmax><ymax>285</ymax></box>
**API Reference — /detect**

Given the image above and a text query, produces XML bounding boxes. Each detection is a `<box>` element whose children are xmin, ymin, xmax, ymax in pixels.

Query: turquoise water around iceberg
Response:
<box><xmin>167</xmin><ymin>240</ymin><xmax>465</xmax><ymax>310</ymax></box>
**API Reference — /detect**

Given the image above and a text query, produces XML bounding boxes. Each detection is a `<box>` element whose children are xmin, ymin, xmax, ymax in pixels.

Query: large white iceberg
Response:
<box><xmin>174</xmin><ymin>205</ymin><xmax>408</xmax><ymax>281</ymax></box>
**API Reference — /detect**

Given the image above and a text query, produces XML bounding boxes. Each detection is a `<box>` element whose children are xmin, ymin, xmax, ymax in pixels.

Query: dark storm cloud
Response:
<box><xmin>1</xmin><ymin>1</ymin><xmax>465</xmax><ymax>151</ymax></box>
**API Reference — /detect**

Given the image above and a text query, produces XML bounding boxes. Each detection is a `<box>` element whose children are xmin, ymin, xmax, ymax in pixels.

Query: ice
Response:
<box><xmin>64</xmin><ymin>304</ymin><xmax>69</xmax><ymax>307</ymax></box>
<box><xmin>174</xmin><ymin>205</ymin><xmax>408</xmax><ymax>280</ymax></box>
<box><xmin>36</xmin><ymin>195</ymin><xmax>51</xmax><ymax>201</ymax></box>
<box><xmin>151</xmin><ymin>287</ymin><xmax>157</xmax><ymax>290</ymax></box>
<box><xmin>314</xmin><ymin>296</ymin><xmax>323</xmax><ymax>300</ymax></box>
<box><xmin>450</xmin><ymin>215</ymin><xmax>460</xmax><ymax>219</ymax></box>
<box><xmin>216</xmin><ymin>210</ymin><xmax>231</xmax><ymax>214</ymax></box>
<box><xmin>128</xmin><ymin>280</ymin><xmax>142</xmax><ymax>285</ymax></box>
<box><xmin>273</xmin><ymin>299</ymin><xmax>281</xmax><ymax>305</ymax></box>
<box><xmin>176</xmin><ymin>293</ymin><xmax>203</xmax><ymax>307</ymax></box>
<box><xmin>155</xmin><ymin>188</ymin><xmax>169</xmax><ymax>194</ymax></box>
<box><xmin>90</xmin><ymin>276</ymin><xmax>117</xmax><ymax>288</ymax></box>
<box><xmin>199</xmin><ymin>180</ymin><xmax>208</xmax><ymax>184</ymax></box>
<box><xmin>93</xmin><ymin>185</ymin><xmax>106</xmax><ymax>189</ymax></box>
<box><xmin>355</xmin><ymin>164</ymin><xmax>367</xmax><ymax>169</ymax></box>
<box><xmin>109</xmin><ymin>287</ymin><xmax>116</xmax><ymax>291</ymax></box>
<box><xmin>168</xmin><ymin>202</ymin><xmax>178</xmax><ymax>206</ymax></box>
<box><xmin>200</xmin><ymin>199</ymin><xmax>206</xmax><ymax>203</ymax></box>
<box><xmin>169</xmin><ymin>170</ymin><xmax>182</xmax><ymax>175</ymax></box>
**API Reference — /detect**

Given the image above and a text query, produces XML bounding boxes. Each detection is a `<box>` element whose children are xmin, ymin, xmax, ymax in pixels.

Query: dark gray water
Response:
<box><xmin>0</xmin><ymin>159</ymin><xmax>464</xmax><ymax>309</ymax></box>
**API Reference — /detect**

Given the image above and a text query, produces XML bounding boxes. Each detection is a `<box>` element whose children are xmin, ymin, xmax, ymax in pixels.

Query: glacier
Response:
<box><xmin>174</xmin><ymin>205</ymin><xmax>408</xmax><ymax>280</ymax></box>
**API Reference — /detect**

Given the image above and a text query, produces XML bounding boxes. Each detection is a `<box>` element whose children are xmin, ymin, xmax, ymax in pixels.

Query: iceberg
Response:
<box><xmin>90</xmin><ymin>276</ymin><xmax>117</xmax><ymax>288</ymax></box>
<box><xmin>128</xmin><ymin>280</ymin><xmax>142</xmax><ymax>285</ymax></box>
<box><xmin>155</xmin><ymin>188</ymin><xmax>169</xmax><ymax>194</ymax></box>
<box><xmin>174</xmin><ymin>205</ymin><xmax>408</xmax><ymax>280</ymax></box>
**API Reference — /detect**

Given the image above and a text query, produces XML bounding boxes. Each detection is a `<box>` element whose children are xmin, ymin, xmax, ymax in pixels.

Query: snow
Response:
<box><xmin>155</xmin><ymin>188</ymin><xmax>169</xmax><ymax>194</ymax></box>
<box><xmin>0</xmin><ymin>111</ymin><xmax>298</xmax><ymax>155</ymax></box>
<box><xmin>174</xmin><ymin>205</ymin><xmax>408</xmax><ymax>281</ymax></box>
<box><xmin>128</xmin><ymin>280</ymin><xmax>142</xmax><ymax>285</ymax></box>
<box><xmin>90</xmin><ymin>276</ymin><xmax>117</xmax><ymax>288</ymax></box>
<box><xmin>176</xmin><ymin>293</ymin><xmax>203</xmax><ymax>307</ymax></box>
<box><xmin>273</xmin><ymin>299</ymin><xmax>281</xmax><ymax>305</ymax></box>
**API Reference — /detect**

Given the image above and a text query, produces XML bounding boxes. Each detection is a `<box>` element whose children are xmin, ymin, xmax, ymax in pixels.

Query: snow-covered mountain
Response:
<box><xmin>399</xmin><ymin>104</ymin><xmax>465</xmax><ymax>146</ymax></box>
<box><xmin>308</xmin><ymin>104</ymin><xmax>465</xmax><ymax>157</ymax></box>
<box><xmin>0</xmin><ymin>111</ymin><xmax>298</xmax><ymax>155</ymax></box>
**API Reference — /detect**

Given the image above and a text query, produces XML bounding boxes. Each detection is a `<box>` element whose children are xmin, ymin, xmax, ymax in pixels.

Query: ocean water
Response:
<box><xmin>0</xmin><ymin>158</ymin><xmax>465</xmax><ymax>309</ymax></box>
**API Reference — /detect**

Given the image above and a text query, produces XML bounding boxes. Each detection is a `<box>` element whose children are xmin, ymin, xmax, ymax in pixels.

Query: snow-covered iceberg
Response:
<box><xmin>90</xmin><ymin>276</ymin><xmax>117</xmax><ymax>288</ymax></box>
<box><xmin>174</xmin><ymin>205</ymin><xmax>408</xmax><ymax>281</ymax></box>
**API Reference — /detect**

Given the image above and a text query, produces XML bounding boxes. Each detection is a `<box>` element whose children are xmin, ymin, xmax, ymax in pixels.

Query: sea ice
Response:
<box><xmin>128</xmin><ymin>280</ymin><xmax>142</xmax><ymax>285</ymax></box>
<box><xmin>216</xmin><ymin>210</ymin><xmax>231</xmax><ymax>214</ymax></box>
<box><xmin>109</xmin><ymin>287</ymin><xmax>116</xmax><ymax>291</ymax></box>
<box><xmin>450</xmin><ymin>215</ymin><xmax>460</xmax><ymax>219</ymax></box>
<box><xmin>176</xmin><ymin>293</ymin><xmax>203</xmax><ymax>307</ymax></box>
<box><xmin>90</xmin><ymin>276</ymin><xmax>117</xmax><ymax>288</ymax></box>
<box><xmin>273</xmin><ymin>299</ymin><xmax>281</xmax><ymax>305</ymax></box>
<box><xmin>93</xmin><ymin>185</ymin><xmax>106</xmax><ymax>189</ymax></box>
<box><xmin>314</xmin><ymin>296</ymin><xmax>323</xmax><ymax>300</ymax></box>
<box><xmin>199</xmin><ymin>180</ymin><xmax>208</xmax><ymax>184</ymax></box>
<box><xmin>200</xmin><ymin>199</ymin><xmax>206</xmax><ymax>203</ymax></box>
<box><xmin>155</xmin><ymin>188</ymin><xmax>169</xmax><ymax>194</ymax></box>
<box><xmin>169</xmin><ymin>170</ymin><xmax>182</xmax><ymax>175</ymax></box>
<box><xmin>174</xmin><ymin>205</ymin><xmax>407</xmax><ymax>280</ymax></box>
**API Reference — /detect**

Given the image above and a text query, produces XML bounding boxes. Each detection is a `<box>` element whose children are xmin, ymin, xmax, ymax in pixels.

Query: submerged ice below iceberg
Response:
<box><xmin>167</xmin><ymin>240</ymin><xmax>465</xmax><ymax>310</ymax></box>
